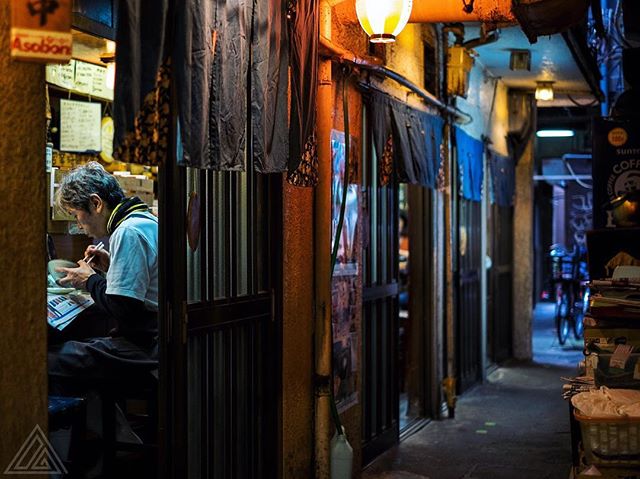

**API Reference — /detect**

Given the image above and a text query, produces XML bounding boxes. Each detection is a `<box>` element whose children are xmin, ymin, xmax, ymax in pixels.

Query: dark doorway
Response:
<box><xmin>487</xmin><ymin>203</ymin><xmax>514</xmax><ymax>364</ymax></box>
<box><xmin>454</xmin><ymin>198</ymin><xmax>482</xmax><ymax>393</ymax></box>
<box><xmin>160</xmin><ymin>164</ymin><xmax>281</xmax><ymax>479</ymax></box>
<box><xmin>361</xmin><ymin>121</ymin><xmax>400</xmax><ymax>465</ymax></box>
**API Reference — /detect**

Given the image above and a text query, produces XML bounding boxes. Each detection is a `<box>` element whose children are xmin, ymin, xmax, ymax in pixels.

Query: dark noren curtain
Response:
<box><xmin>114</xmin><ymin>0</ymin><xmax>169</xmax><ymax>157</ymax></box>
<box><xmin>252</xmin><ymin>0</ymin><xmax>289</xmax><ymax>172</ymax></box>
<box><xmin>174</xmin><ymin>0</ymin><xmax>288</xmax><ymax>171</ymax></box>
<box><xmin>454</xmin><ymin>127</ymin><xmax>484</xmax><ymax>202</ymax></box>
<box><xmin>369</xmin><ymin>91</ymin><xmax>444</xmax><ymax>189</ymax></box>
<box><xmin>488</xmin><ymin>149</ymin><xmax>515</xmax><ymax>207</ymax></box>
<box><xmin>507</xmin><ymin>91</ymin><xmax>536</xmax><ymax>164</ymax></box>
<box><xmin>287</xmin><ymin>0</ymin><xmax>319</xmax><ymax>186</ymax></box>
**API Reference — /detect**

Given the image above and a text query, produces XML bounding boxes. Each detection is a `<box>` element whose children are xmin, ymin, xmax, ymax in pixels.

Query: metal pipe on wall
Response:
<box><xmin>319</xmin><ymin>35</ymin><xmax>472</xmax><ymax>122</ymax></box>
<box><xmin>315</xmin><ymin>2</ymin><xmax>334</xmax><ymax>477</ymax></box>
<box><xmin>441</xmin><ymin>24</ymin><xmax>457</xmax><ymax>418</ymax></box>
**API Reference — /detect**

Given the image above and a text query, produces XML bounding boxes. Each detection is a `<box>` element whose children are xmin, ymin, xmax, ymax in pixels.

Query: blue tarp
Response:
<box><xmin>455</xmin><ymin>128</ymin><xmax>484</xmax><ymax>202</ymax></box>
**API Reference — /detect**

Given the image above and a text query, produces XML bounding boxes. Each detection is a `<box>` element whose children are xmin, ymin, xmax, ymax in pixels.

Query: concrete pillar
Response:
<box><xmin>513</xmin><ymin>140</ymin><xmax>534</xmax><ymax>360</ymax></box>
<box><xmin>0</xmin><ymin>0</ymin><xmax>48</xmax><ymax>470</ymax></box>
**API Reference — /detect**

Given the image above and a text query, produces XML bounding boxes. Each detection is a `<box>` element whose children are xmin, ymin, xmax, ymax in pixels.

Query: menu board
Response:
<box><xmin>45</xmin><ymin>60</ymin><xmax>76</xmax><ymax>89</ymax></box>
<box><xmin>59</xmin><ymin>99</ymin><xmax>102</xmax><ymax>152</ymax></box>
<box><xmin>46</xmin><ymin>59</ymin><xmax>114</xmax><ymax>100</ymax></box>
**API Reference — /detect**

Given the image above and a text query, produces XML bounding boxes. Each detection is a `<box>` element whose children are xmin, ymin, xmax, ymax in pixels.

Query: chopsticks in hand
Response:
<box><xmin>82</xmin><ymin>241</ymin><xmax>105</xmax><ymax>266</ymax></box>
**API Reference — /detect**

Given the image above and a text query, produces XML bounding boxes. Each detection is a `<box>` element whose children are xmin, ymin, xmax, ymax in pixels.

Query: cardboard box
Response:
<box><xmin>116</xmin><ymin>174</ymin><xmax>154</xmax><ymax>193</ymax></box>
<box><xmin>135</xmin><ymin>191</ymin><xmax>154</xmax><ymax>207</ymax></box>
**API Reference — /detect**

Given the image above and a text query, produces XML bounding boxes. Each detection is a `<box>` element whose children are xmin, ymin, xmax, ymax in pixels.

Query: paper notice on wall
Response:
<box><xmin>46</xmin><ymin>59</ymin><xmax>114</xmax><ymax>100</ymax></box>
<box><xmin>47</xmin><ymin>292</ymin><xmax>93</xmax><ymax>330</ymax></box>
<box><xmin>60</xmin><ymin>99</ymin><xmax>101</xmax><ymax>152</ymax></box>
<box><xmin>46</xmin><ymin>59</ymin><xmax>76</xmax><ymax>89</ymax></box>
<box><xmin>73</xmin><ymin>60</ymin><xmax>94</xmax><ymax>94</ymax></box>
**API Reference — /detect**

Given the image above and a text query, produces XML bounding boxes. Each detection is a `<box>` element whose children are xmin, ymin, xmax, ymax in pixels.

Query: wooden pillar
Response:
<box><xmin>282</xmin><ymin>179</ymin><xmax>314</xmax><ymax>478</ymax></box>
<box><xmin>314</xmin><ymin>2</ymin><xmax>334</xmax><ymax>477</ymax></box>
<box><xmin>0</xmin><ymin>0</ymin><xmax>48</xmax><ymax>471</ymax></box>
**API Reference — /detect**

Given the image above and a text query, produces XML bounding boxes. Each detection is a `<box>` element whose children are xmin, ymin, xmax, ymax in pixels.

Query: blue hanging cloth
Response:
<box><xmin>455</xmin><ymin>128</ymin><xmax>484</xmax><ymax>202</ymax></box>
<box><xmin>416</xmin><ymin>113</ymin><xmax>444</xmax><ymax>189</ymax></box>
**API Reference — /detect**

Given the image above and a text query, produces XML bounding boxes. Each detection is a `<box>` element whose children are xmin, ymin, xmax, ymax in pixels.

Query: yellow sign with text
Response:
<box><xmin>11</xmin><ymin>0</ymin><xmax>72</xmax><ymax>63</ymax></box>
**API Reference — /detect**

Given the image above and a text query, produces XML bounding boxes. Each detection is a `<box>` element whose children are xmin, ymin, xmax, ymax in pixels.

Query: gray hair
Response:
<box><xmin>55</xmin><ymin>161</ymin><xmax>125</xmax><ymax>212</ymax></box>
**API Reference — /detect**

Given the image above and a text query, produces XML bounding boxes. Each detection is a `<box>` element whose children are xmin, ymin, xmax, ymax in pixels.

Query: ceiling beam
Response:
<box><xmin>333</xmin><ymin>0</ymin><xmax>516</xmax><ymax>25</ymax></box>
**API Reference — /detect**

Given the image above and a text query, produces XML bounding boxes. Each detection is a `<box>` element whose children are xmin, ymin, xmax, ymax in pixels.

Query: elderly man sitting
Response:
<box><xmin>48</xmin><ymin>161</ymin><xmax>158</xmax><ymax>394</ymax></box>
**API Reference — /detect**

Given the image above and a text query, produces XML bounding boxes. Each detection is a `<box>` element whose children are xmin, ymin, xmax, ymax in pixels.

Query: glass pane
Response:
<box><xmin>214</xmin><ymin>173</ymin><xmax>227</xmax><ymax>299</ymax></box>
<box><xmin>237</xmin><ymin>171</ymin><xmax>249</xmax><ymax>296</ymax></box>
<box><xmin>256</xmin><ymin>174</ymin><xmax>267</xmax><ymax>293</ymax></box>
<box><xmin>381</xmin><ymin>185</ymin><xmax>388</xmax><ymax>282</ymax></box>
<box><xmin>371</xmin><ymin>141</ymin><xmax>378</xmax><ymax>284</ymax></box>
<box><xmin>186</xmin><ymin>168</ymin><xmax>202</xmax><ymax>302</ymax></box>
<box><xmin>187</xmin><ymin>335</ymin><xmax>203</xmax><ymax>479</ymax></box>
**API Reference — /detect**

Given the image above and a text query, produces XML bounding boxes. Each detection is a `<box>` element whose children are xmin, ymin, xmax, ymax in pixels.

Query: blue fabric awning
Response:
<box><xmin>454</xmin><ymin>128</ymin><xmax>484</xmax><ymax>202</ymax></box>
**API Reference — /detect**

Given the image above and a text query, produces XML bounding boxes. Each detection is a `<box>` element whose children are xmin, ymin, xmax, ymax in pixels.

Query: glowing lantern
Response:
<box><xmin>535</xmin><ymin>81</ymin><xmax>554</xmax><ymax>101</ymax></box>
<box><xmin>355</xmin><ymin>0</ymin><xmax>413</xmax><ymax>43</ymax></box>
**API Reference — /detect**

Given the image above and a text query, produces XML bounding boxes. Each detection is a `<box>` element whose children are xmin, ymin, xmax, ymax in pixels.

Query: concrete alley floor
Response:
<box><xmin>362</xmin><ymin>302</ymin><xmax>584</xmax><ymax>479</ymax></box>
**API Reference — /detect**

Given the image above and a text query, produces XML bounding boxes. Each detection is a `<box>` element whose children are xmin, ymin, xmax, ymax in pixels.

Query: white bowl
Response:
<box><xmin>48</xmin><ymin>259</ymin><xmax>78</xmax><ymax>283</ymax></box>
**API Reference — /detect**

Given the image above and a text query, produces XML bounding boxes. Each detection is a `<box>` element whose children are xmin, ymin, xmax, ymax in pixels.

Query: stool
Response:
<box><xmin>100</xmin><ymin>370</ymin><xmax>158</xmax><ymax>476</ymax></box>
<box><xmin>48</xmin><ymin>396</ymin><xmax>86</xmax><ymax>477</ymax></box>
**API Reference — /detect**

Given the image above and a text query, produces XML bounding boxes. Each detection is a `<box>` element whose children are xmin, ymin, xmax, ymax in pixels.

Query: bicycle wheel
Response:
<box><xmin>573</xmin><ymin>285</ymin><xmax>590</xmax><ymax>340</ymax></box>
<box><xmin>556</xmin><ymin>286</ymin><xmax>570</xmax><ymax>345</ymax></box>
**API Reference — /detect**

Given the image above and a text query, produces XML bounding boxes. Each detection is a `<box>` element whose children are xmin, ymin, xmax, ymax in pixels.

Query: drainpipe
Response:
<box><xmin>480</xmin><ymin>148</ymin><xmax>488</xmax><ymax>382</ymax></box>
<box><xmin>599</xmin><ymin>0</ymin><xmax>610</xmax><ymax>116</ymax></box>
<box><xmin>441</xmin><ymin>25</ymin><xmax>457</xmax><ymax>419</ymax></box>
<box><xmin>315</xmin><ymin>2</ymin><xmax>334</xmax><ymax>478</ymax></box>
<box><xmin>442</xmin><ymin>120</ymin><xmax>457</xmax><ymax>418</ymax></box>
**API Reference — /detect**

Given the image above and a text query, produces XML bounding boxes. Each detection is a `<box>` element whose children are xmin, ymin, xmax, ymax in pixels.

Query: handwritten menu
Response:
<box><xmin>45</xmin><ymin>59</ymin><xmax>76</xmax><ymax>89</ymax></box>
<box><xmin>46</xmin><ymin>59</ymin><xmax>114</xmax><ymax>100</ymax></box>
<box><xmin>59</xmin><ymin>99</ymin><xmax>102</xmax><ymax>152</ymax></box>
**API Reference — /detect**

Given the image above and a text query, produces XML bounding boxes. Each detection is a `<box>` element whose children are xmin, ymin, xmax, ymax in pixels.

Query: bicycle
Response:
<box><xmin>549</xmin><ymin>246</ymin><xmax>590</xmax><ymax>345</ymax></box>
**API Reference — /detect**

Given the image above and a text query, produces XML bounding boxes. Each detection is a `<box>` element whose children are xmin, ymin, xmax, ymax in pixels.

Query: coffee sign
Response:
<box><xmin>593</xmin><ymin>117</ymin><xmax>640</xmax><ymax>228</ymax></box>
<box><xmin>11</xmin><ymin>0</ymin><xmax>72</xmax><ymax>63</ymax></box>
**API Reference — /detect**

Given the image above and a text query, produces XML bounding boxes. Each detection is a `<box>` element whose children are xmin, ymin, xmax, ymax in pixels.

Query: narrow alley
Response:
<box><xmin>0</xmin><ymin>1</ymin><xmax>639</xmax><ymax>478</ymax></box>
<box><xmin>363</xmin><ymin>304</ymin><xmax>584</xmax><ymax>479</ymax></box>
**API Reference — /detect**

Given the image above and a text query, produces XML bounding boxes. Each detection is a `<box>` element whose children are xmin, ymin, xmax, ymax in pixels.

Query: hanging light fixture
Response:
<box><xmin>535</xmin><ymin>81</ymin><xmax>554</xmax><ymax>101</ymax></box>
<box><xmin>355</xmin><ymin>0</ymin><xmax>413</xmax><ymax>43</ymax></box>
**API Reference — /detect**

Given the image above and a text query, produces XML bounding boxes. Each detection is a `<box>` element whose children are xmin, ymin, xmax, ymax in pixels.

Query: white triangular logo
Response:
<box><xmin>4</xmin><ymin>424</ymin><xmax>67</xmax><ymax>475</ymax></box>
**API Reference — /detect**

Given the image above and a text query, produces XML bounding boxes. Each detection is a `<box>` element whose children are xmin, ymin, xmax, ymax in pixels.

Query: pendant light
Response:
<box><xmin>355</xmin><ymin>0</ymin><xmax>413</xmax><ymax>43</ymax></box>
<box><xmin>535</xmin><ymin>81</ymin><xmax>554</xmax><ymax>101</ymax></box>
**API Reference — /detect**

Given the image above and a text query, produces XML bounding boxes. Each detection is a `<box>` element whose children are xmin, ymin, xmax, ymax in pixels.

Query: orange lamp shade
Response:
<box><xmin>355</xmin><ymin>0</ymin><xmax>413</xmax><ymax>43</ymax></box>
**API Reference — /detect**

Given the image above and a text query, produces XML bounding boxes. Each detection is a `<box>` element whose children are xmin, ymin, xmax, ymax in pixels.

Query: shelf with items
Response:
<box><xmin>567</xmin><ymin>228</ymin><xmax>640</xmax><ymax>476</ymax></box>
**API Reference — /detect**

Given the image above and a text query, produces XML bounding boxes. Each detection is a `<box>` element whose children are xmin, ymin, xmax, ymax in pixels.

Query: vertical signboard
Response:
<box><xmin>11</xmin><ymin>0</ymin><xmax>72</xmax><ymax>63</ymax></box>
<box><xmin>593</xmin><ymin>117</ymin><xmax>640</xmax><ymax>228</ymax></box>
